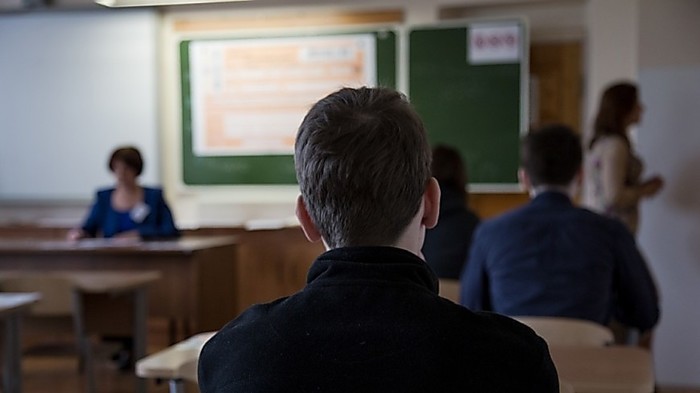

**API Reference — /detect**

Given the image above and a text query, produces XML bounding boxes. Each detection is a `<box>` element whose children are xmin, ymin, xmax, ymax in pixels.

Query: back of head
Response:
<box><xmin>521</xmin><ymin>124</ymin><xmax>582</xmax><ymax>188</ymax></box>
<box><xmin>431</xmin><ymin>145</ymin><xmax>467</xmax><ymax>199</ymax></box>
<box><xmin>591</xmin><ymin>81</ymin><xmax>638</xmax><ymax>148</ymax></box>
<box><xmin>295</xmin><ymin>87</ymin><xmax>431</xmax><ymax>249</ymax></box>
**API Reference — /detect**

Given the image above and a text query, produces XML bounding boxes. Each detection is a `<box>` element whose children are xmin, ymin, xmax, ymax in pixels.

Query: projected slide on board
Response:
<box><xmin>188</xmin><ymin>34</ymin><xmax>377</xmax><ymax>157</ymax></box>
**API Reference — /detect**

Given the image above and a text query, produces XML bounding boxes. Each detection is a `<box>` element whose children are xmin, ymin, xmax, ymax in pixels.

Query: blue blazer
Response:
<box><xmin>81</xmin><ymin>187</ymin><xmax>179</xmax><ymax>239</ymax></box>
<box><xmin>460</xmin><ymin>191</ymin><xmax>659</xmax><ymax>331</ymax></box>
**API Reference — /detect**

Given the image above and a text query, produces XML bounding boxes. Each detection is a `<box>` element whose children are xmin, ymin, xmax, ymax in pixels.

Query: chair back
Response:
<box><xmin>559</xmin><ymin>379</ymin><xmax>574</xmax><ymax>393</ymax></box>
<box><xmin>514</xmin><ymin>316</ymin><xmax>614</xmax><ymax>347</ymax></box>
<box><xmin>438</xmin><ymin>279</ymin><xmax>460</xmax><ymax>303</ymax></box>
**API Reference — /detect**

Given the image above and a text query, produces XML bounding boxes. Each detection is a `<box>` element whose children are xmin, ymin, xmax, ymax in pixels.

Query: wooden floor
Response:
<box><xmin>19</xmin><ymin>318</ymin><xmax>199</xmax><ymax>393</ymax></box>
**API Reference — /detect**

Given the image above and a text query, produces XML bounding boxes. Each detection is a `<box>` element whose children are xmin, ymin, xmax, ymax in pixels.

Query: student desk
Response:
<box><xmin>0</xmin><ymin>292</ymin><xmax>41</xmax><ymax>393</ymax></box>
<box><xmin>136</xmin><ymin>331</ymin><xmax>216</xmax><ymax>393</ymax></box>
<box><xmin>0</xmin><ymin>237</ymin><xmax>238</xmax><ymax>341</ymax></box>
<box><xmin>549</xmin><ymin>345</ymin><xmax>654</xmax><ymax>393</ymax></box>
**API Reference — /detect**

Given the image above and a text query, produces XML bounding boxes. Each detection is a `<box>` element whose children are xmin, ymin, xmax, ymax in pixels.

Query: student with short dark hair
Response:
<box><xmin>422</xmin><ymin>145</ymin><xmax>480</xmax><ymax>279</ymax></box>
<box><xmin>198</xmin><ymin>87</ymin><xmax>559</xmax><ymax>393</ymax></box>
<box><xmin>461</xmin><ymin>124</ymin><xmax>660</xmax><ymax>341</ymax></box>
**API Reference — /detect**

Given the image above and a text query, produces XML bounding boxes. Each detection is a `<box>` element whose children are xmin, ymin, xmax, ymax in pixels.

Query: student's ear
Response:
<box><xmin>422</xmin><ymin>177</ymin><xmax>441</xmax><ymax>229</ymax></box>
<box><xmin>296</xmin><ymin>195</ymin><xmax>322</xmax><ymax>243</ymax></box>
<box><xmin>518</xmin><ymin>168</ymin><xmax>531</xmax><ymax>192</ymax></box>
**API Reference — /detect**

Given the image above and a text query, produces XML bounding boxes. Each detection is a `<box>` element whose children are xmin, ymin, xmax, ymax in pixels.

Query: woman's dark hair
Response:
<box><xmin>109</xmin><ymin>146</ymin><xmax>143</xmax><ymax>176</ymax></box>
<box><xmin>590</xmin><ymin>82</ymin><xmax>638</xmax><ymax>149</ymax></box>
<box><xmin>431</xmin><ymin>145</ymin><xmax>467</xmax><ymax>201</ymax></box>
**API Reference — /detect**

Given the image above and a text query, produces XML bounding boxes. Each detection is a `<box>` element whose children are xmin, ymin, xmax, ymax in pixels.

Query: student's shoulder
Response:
<box><xmin>204</xmin><ymin>297</ymin><xmax>288</xmax><ymax>347</ymax></box>
<box><xmin>444</xmin><ymin>302</ymin><xmax>543</xmax><ymax>346</ymax></box>
<box><xmin>95</xmin><ymin>187</ymin><xmax>115</xmax><ymax>199</ymax></box>
<box><xmin>573</xmin><ymin>206</ymin><xmax>631</xmax><ymax>235</ymax></box>
<box><xmin>142</xmin><ymin>186</ymin><xmax>164</xmax><ymax>196</ymax></box>
<box><xmin>473</xmin><ymin>205</ymin><xmax>528</xmax><ymax>235</ymax></box>
<box><xmin>595</xmin><ymin>135</ymin><xmax>630</xmax><ymax>155</ymax></box>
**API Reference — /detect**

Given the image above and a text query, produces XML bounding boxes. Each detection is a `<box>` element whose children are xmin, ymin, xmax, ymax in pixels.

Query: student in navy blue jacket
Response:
<box><xmin>461</xmin><ymin>125</ymin><xmax>659</xmax><ymax>345</ymax></box>
<box><xmin>67</xmin><ymin>146</ymin><xmax>179</xmax><ymax>241</ymax></box>
<box><xmin>198</xmin><ymin>87</ymin><xmax>558</xmax><ymax>393</ymax></box>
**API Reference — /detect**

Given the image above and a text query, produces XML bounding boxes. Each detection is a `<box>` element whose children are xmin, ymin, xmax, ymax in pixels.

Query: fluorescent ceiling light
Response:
<box><xmin>96</xmin><ymin>0</ymin><xmax>251</xmax><ymax>7</ymax></box>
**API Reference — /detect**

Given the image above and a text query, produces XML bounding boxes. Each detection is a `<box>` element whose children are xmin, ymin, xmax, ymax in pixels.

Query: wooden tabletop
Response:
<box><xmin>0</xmin><ymin>236</ymin><xmax>237</xmax><ymax>255</ymax></box>
<box><xmin>549</xmin><ymin>345</ymin><xmax>654</xmax><ymax>393</ymax></box>
<box><xmin>0</xmin><ymin>271</ymin><xmax>161</xmax><ymax>293</ymax></box>
<box><xmin>0</xmin><ymin>292</ymin><xmax>41</xmax><ymax>317</ymax></box>
<box><xmin>136</xmin><ymin>331</ymin><xmax>217</xmax><ymax>382</ymax></box>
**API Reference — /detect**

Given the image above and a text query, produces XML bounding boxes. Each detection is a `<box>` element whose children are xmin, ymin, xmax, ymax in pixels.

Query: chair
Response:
<box><xmin>514</xmin><ymin>316</ymin><xmax>614</xmax><ymax>347</ymax></box>
<box><xmin>136</xmin><ymin>331</ymin><xmax>216</xmax><ymax>393</ymax></box>
<box><xmin>559</xmin><ymin>378</ymin><xmax>575</xmax><ymax>393</ymax></box>
<box><xmin>0</xmin><ymin>271</ymin><xmax>159</xmax><ymax>393</ymax></box>
<box><xmin>438</xmin><ymin>279</ymin><xmax>460</xmax><ymax>303</ymax></box>
<box><xmin>71</xmin><ymin>271</ymin><xmax>160</xmax><ymax>393</ymax></box>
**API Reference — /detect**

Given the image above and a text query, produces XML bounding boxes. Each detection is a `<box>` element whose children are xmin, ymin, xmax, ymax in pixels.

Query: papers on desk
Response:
<box><xmin>73</xmin><ymin>238</ymin><xmax>142</xmax><ymax>249</ymax></box>
<box><xmin>244</xmin><ymin>216</ymin><xmax>300</xmax><ymax>231</ymax></box>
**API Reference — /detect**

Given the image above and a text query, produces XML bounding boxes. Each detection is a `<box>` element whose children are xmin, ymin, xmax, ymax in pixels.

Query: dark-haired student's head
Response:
<box><xmin>109</xmin><ymin>146</ymin><xmax>143</xmax><ymax>186</ymax></box>
<box><xmin>520</xmin><ymin>124</ymin><xmax>582</xmax><ymax>189</ymax></box>
<box><xmin>294</xmin><ymin>86</ymin><xmax>439</xmax><ymax>251</ymax></box>
<box><xmin>432</xmin><ymin>145</ymin><xmax>467</xmax><ymax>200</ymax></box>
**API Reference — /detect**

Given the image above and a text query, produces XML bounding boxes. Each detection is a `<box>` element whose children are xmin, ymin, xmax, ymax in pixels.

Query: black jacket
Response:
<box><xmin>198</xmin><ymin>246</ymin><xmax>558</xmax><ymax>393</ymax></box>
<box><xmin>423</xmin><ymin>187</ymin><xmax>480</xmax><ymax>279</ymax></box>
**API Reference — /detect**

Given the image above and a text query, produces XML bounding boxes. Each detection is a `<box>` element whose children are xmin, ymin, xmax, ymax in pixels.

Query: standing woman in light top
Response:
<box><xmin>584</xmin><ymin>82</ymin><xmax>664</xmax><ymax>235</ymax></box>
<box><xmin>67</xmin><ymin>146</ymin><xmax>179</xmax><ymax>241</ymax></box>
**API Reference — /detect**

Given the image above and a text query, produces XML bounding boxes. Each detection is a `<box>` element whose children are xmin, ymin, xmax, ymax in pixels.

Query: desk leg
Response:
<box><xmin>72</xmin><ymin>290</ymin><xmax>96</xmax><ymax>393</ymax></box>
<box><xmin>169</xmin><ymin>378</ymin><xmax>186</xmax><ymax>393</ymax></box>
<box><xmin>133</xmin><ymin>288</ymin><xmax>147</xmax><ymax>393</ymax></box>
<box><xmin>3</xmin><ymin>314</ymin><xmax>22</xmax><ymax>393</ymax></box>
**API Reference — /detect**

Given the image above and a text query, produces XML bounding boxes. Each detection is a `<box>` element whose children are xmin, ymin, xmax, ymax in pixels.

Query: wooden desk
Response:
<box><xmin>136</xmin><ymin>331</ymin><xmax>216</xmax><ymax>393</ymax></box>
<box><xmin>549</xmin><ymin>345</ymin><xmax>654</xmax><ymax>393</ymax></box>
<box><xmin>70</xmin><ymin>271</ymin><xmax>160</xmax><ymax>393</ymax></box>
<box><xmin>0</xmin><ymin>237</ymin><xmax>237</xmax><ymax>340</ymax></box>
<box><xmin>0</xmin><ymin>292</ymin><xmax>41</xmax><ymax>393</ymax></box>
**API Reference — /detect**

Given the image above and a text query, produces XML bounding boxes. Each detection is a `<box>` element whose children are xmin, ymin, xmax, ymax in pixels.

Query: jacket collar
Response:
<box><xmin>307</xmin><ymin>246</ymin><xmax>439</xmax><ymax>294</ymax></box>
<box><xmin>530</xmin><ymin>190</ymin><xmax>574</xmax><ymax>207</ymax></box>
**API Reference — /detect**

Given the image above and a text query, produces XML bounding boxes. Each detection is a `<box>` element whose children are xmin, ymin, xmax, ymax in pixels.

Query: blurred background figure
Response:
<box><xmin>422</xmin><ymin>145</ymin><xmax>480</xmax><ymax>279</ymax></box>
<box><xmin>584</xmin><ymin>81</ymin><xmax>664</xmax><ymax>235</ymax></box>
<box><xmin>67</xmin><ymin>145</ymin><xmax>179</xmax><ymax>241</ymax></box>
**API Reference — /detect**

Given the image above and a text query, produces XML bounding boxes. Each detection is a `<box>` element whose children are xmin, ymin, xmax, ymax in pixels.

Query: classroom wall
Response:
<box><xmin>1</xmin><ymin>0</ymin><xmax>700</xmax><ymax>386</ymax></box>
<box><xmin>583</xmin><ymin>0</ymin><xmax>638</xmax><ymax>137</ymax></box>
<box><xmin>0</xmin><ymin>10</ymin><xmax>160</xmax><ymax>203</ymax></box>
<box><xmin>636</xmin><ymin>0</ymin><xmax>700</xmax><ymax>386</ymax></box>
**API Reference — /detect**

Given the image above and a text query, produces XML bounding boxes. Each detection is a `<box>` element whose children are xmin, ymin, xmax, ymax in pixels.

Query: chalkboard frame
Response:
<box><xmin>407</xmin><ymin>18</ymin><xmax>528</xmax><ymax>191</ymax></box>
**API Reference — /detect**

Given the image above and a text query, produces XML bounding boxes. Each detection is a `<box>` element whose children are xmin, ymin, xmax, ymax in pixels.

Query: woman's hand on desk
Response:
<box><xmin>67</xmin><ymin>228</ymin><xmax>87</xmax><ymax>241</ymax></box>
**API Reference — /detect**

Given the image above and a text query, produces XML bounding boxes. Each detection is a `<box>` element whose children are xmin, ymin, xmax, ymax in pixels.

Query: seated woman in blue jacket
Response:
<box><xmin>68</xmin><ymin>146</ymin><xmax>179</xmax><ymax>241</ymax></box>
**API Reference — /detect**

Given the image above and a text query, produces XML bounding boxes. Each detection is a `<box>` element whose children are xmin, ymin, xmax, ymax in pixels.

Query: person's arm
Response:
<box><xmin>598</xmin><ymin>138</ymin><xmax>644</xmax><ymax>210</ymax></box>
<box><xmin>611</xmin><ymin>220</ymin><xmax>660</xmax><ymax>332</ymax></box>
<box><xmin>138</xmin><ymin>189</ymin><xmax>180</xmax><ymax>239</ymax></box>
<box><xmin>459</xmin><ymin>227</ymin><xmax>491</xmax><ymax>311</ymax></box>
<box><xmin>75</xmin><ymin>191</ymin><xmax>107</xmax><ymax>238</ymax></box>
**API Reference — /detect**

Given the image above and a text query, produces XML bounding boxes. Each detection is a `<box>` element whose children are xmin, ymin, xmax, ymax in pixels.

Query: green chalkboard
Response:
<box><xmin>409</xmin><ymin>22</ymin><xmax>525</xmax><ymax>185</ymax></box>
<box><xmin>180</xmin><ymin>30</ymin><xmax>397</xmax><ymax>185</ymax></box>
